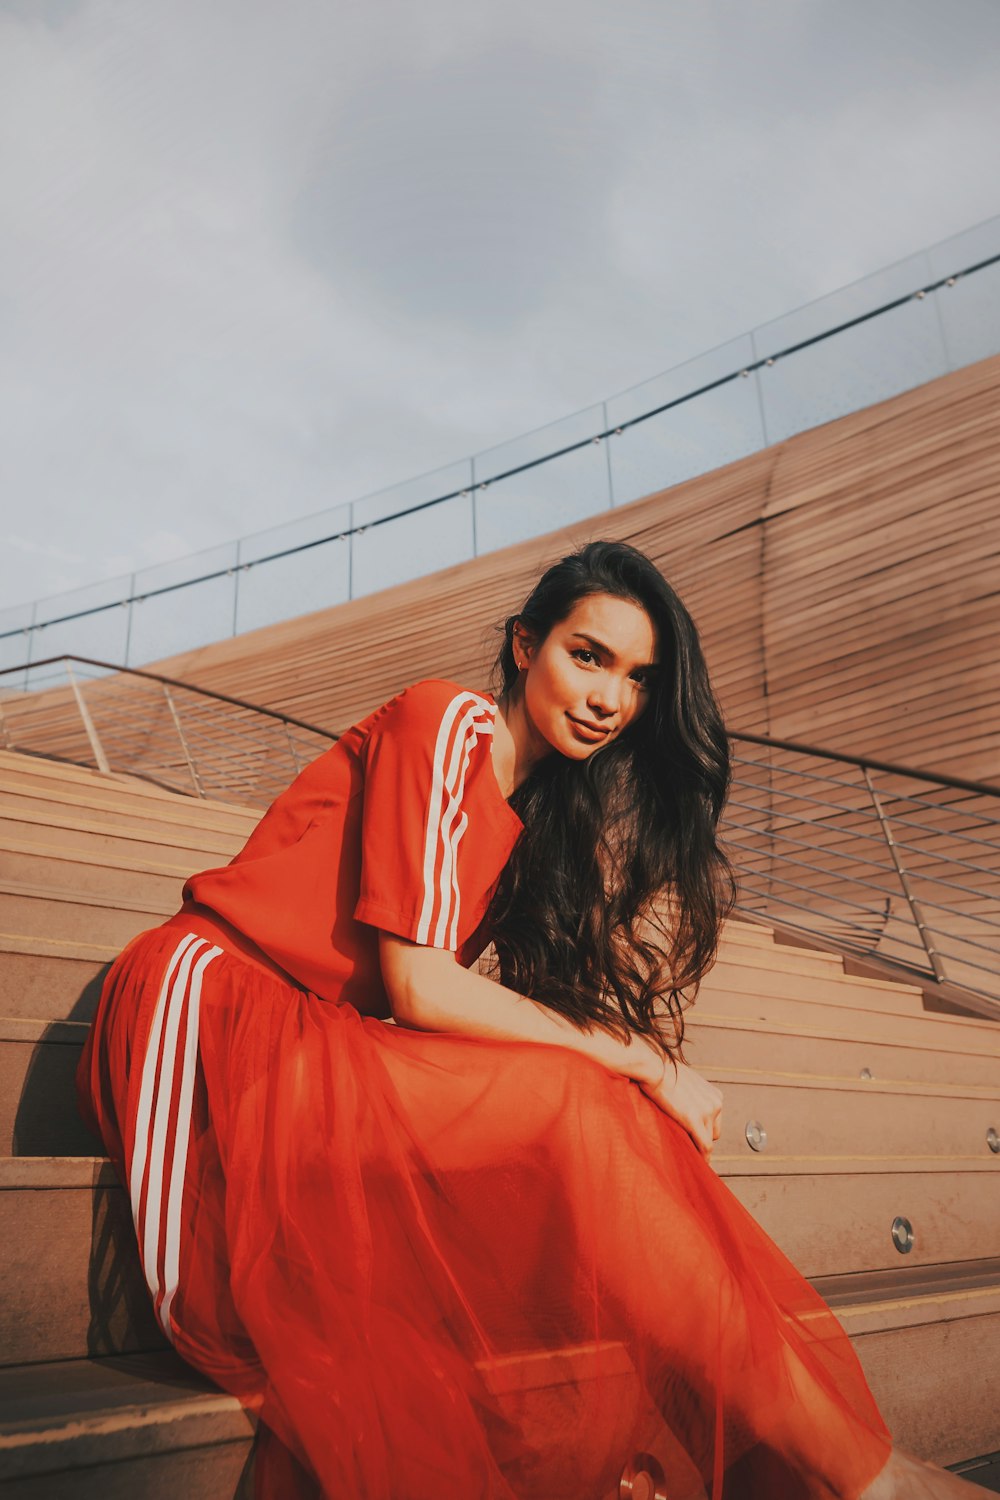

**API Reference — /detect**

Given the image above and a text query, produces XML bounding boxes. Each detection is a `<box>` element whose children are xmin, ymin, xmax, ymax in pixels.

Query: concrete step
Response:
<box><xmin>727</xmin><ymin>1164</ymin><xmax>1000</xmax><ymax>1276</ymax></box>
<box><xmin>0</xmin><ymin>750</ymin><xmax>262</xmax><ymax>821</ymax></box>
<box><xmin>0</xmin><ymin>935</ymin><xmax>109</xmax><ymax>1023</ymax></box>
<box><xmin>0</xmin><ymin>1350</ymin><xmax>253</xmax><ymax>1498</ymax></box>
<box><xmin>0</xmin><ymin>1272</ymin><xmax>998</xmax><ymax>1495</ymax></box>
<box><xmin>0</xmin><ymin>1020</ymin><xmax>98</xmax><ymax>1155</ymax></box>
<box><xmin>0</xmin><ymin>776</ymin><xmax>260</xmax><ymax>840</ymax></box>
<box><xmin>0</xmin><ymin>1158</ymin><xmax>168</xmax><ymax>1368</ymax></box>
<box><xmin>685</xmin><ymin>1009</ymin><xmax>1000</xmax><ymax>1088</ymax></box>
<box><xmin>714</xmin><ymin>916</ymin><xmax>779</xmax><ymax>950</ymax></box>
<box><xmin>7</xmin><ymin>1014</ymin><xmax>1000</xmax><ymax>1164</ymax></box>
<box><xmin>834</xmin><ymin>1271</ymin><xmax>1000</xmax><ymax>1466</ymax></box>
<box><xmin>0</xmin><ymin>808</ymin><xmax>243</xmax><ymax>868</ymax></box>
<box><xmin>696</xmin><ymin>980</ymin><xmax>1000</xmax><ymax>1051</ymax></box>
<box><xmin>705</xmin><ymin>954</ymin><xmax>936</xmax><ymax>1017</ymax></box>
<box><xmin>4</xmin><ymin>1151</ymin><xmax>1000</xmax><ymax>1369</ymax></box>
<box><xmin>3</xmin><ymin>924</ymin><xmax>992</xmax><ymax>1046</ymax></box>
<box><xmin>0</xmin><ymin>837</ymin><xmax>192</xmax><ymax>906</ymax></box>
<box><xmin>708</xmin><ymin>1071</ymin><xmax>1000</xmax><ymax>1162</ymax></box>
<box><xmin>0</xmin><ymin>883</ymin><xmax>173</xmax><ymax>950</ymax></box>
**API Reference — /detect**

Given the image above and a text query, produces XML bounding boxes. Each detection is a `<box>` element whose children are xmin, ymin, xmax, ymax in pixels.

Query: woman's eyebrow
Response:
<box><xmin>570</xmin><ymin>632</ymin><xmax>660</xmax><ymax>670</ymax></box>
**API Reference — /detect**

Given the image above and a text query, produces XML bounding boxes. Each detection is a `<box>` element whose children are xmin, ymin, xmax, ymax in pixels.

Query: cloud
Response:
<box><xmin>0</xmin><ymin>0</ymin><xmax>999</xmax><ymax>620</ymax></box>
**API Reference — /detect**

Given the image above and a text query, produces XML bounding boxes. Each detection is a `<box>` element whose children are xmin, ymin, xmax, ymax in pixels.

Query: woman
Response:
<box><xmin>77</xmin><ymin>540</ymin><xmax>987</xmax><ymax>1499</ymax></box>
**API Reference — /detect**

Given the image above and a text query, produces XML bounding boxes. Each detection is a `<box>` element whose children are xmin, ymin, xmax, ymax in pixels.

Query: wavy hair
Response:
<box><xmin>485</xmin><ymin>540</ymin><xmax>737</xmax><ymax>1066</ymax></box>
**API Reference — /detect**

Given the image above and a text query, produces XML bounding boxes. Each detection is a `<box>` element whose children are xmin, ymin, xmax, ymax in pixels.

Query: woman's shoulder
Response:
<box><xmin>367</xmin><ymin>677</ymin><xmax>497</xmax><ymax>732</ymax></box>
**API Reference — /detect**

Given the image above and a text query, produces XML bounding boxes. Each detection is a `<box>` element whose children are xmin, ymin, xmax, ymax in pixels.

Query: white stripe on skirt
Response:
<box><xmin>128</xmin><ymin>931</ymin><xmax>221</xmax><ymax>1338</ymax></box>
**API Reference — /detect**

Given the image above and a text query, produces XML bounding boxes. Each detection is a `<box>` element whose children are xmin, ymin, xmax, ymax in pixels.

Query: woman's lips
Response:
<box><xmin>567</xmin><ymin>715</ymin><xmax>612</xmax><ymax>741</ymax></box>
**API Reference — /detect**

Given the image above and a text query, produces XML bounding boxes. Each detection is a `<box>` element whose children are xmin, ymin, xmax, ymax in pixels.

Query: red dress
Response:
<box><xmin>77</xmin><ymin>678</ymin><xmax>893</xmax><ymax>1500</ymax></box>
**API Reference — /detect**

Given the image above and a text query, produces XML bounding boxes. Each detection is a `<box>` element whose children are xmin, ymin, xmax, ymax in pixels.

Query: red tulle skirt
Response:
<box><xmin>76</xmin><ymin>920</ymin><xmax>893</xmax><ymax>1500</ymax></box>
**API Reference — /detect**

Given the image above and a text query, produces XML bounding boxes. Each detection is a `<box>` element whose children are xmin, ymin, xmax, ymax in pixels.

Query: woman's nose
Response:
<box><xmin>589</xmin><ymin>675</ymin><xmax>623</xmax><ymax>716</ymax></box>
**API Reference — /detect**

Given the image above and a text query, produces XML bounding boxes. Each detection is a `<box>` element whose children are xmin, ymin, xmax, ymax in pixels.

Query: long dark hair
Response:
<box><xmin>485</xmin><ymin>540</ymin><xmax>737</xmax><ymax>1066</ymax></box>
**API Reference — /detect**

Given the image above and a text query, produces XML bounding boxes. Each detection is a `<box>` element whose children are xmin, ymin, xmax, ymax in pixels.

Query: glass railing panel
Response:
<box><xmin>126</xmin><ymin>544</ymin><xmax>239</xmax><ymax>665</ymax></box>
<box><xmin>934</xmin><ymin>262</ymin><xmax>1000</xmax><ymax>371</ymax></box>
<box><xmin>474</xmin><ymin>406</ymin><xmax>606</xmax><ymax>484</ymax></box>
<box><xmin>0</xmin><ymin>604</ymin><xmax>35</xmax><ymax>681</ymax></box>
<box><xmin>352</xmin><ymin>495</ymin><xmax>474</xmax><ymax>598</ymax></box>
<box><xmin>352</xmin><ymin>460</ymin><xmax>474</xmax><ymax>528</ymax></box>
<box><xmin>22</xmin><ymin>575</ymin><xmax>133</xmax><ymax>681</ymax></box>
<box><xmin>753</xmin><ymin>250</ymin><xmax>934</xmax><ymax>357</ymax></box>
<box><xmin>754</xmin><ymin>294</ymin><xmax>949</xmax><ymax>445</ymax></box>
<box><xmin>925</xmin><ymin>216</ymin><xmax>1000</xmax><ymax>281</ymax></box>
<box><xmin>605</xmin><ymin>337</ymin><xmax>763</xmax><ymax>506</ymax></box>
<box><xmin>5</xmin><ymin>215</ymin><xmax>998</xmax><ymax>666</ymax></box>
<box><xmin>473</xmin><ymin>440</ymin><xmax>611</xmax><ymax>556</ymax></box>
<box><xmin>234</xmin><ymin>506</ymin><xmax>352</xmax><ymax>634</ymax></box>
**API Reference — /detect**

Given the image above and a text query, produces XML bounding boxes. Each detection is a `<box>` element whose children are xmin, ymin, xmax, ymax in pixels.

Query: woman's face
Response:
<box><xmin>514</xmin><ymin>592</ymin><xmax>660</xmax><ymax>761</ymax></box>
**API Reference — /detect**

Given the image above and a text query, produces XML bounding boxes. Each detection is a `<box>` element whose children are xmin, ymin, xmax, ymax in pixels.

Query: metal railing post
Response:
<box><xmin>123</xmin><ymin>573</ymin><xmax>136</xmax><ymax>667</ymax></box>
<box><xmin>163</xmin><ymin>684</ymin><xmax>205</xmax><ymax>798</ymax></box>
<box><xmin>470</xmin><ymin>457</ymin><xmax>478</xmax><ymax>557</ymax></box>
<box><xmin>231</xmin><ymin>541</ymin><xmax>241</xmax><ymax>637</ymax></box>
<box><xmin>284</xmin><ymin>720</ymin><xmax>304</xmax><ymax>775</ymax></box>
<box><xmin>66</xmin><ymin>663</ymin><xmax>111</xmax><ymax>774</ymax></box>
<box><xmin>863</xmin><ymin>766</ymin><xmax>946</xmax><ymax>984</ymax></box>
<box><xmin>602</xmin><ymin>401</ymin><xmax>616</xmax><ymax>508</ymax></box>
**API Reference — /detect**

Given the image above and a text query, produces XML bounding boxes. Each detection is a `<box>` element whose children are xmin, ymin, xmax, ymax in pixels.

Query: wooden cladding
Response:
<box><xmin>146</xmin><ymin>352</ymin><xmax>1000</xmax><ymax>785</ymax></box>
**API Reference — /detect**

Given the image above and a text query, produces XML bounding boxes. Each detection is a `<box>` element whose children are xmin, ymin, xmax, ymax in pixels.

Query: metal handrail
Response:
<box><xmin>733</xmin><ymin>833</ymin><xmax>999</xmax><ymax>912</ymax></box>
<box><xmin>0</xmin><ymin>655</ymin><xmax>337</xmax><ymax>809</ymax></box>
<box><xmin>730</xmin><ymin>728</ymin><xmax>1000</xmax><ymax>798</ymax></box>
<box><xmin>0</xmin><ymin>655</ymin><xmax>339</xmax><ymax>740</ymax></box>
<box><xmin>1</xmin><ymin>654</ymin><xmax>998</xmax><ymax>1017</ymax></box>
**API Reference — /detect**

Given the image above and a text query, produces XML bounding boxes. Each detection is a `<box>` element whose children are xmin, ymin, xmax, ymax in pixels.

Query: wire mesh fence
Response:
<box><xmin>725</xmin><ymin>737</ymin><xmax>1000</xmax><ymax>1009</ymax></box>
<box><xmin>0</xmin><ymin>657</ymin><xmax>335</xmax><ymax>809</ymax></box>
<box><xmin>2</xmin><ymin>656</ymin><xmax>998</xmax><ymax>1013</ymax></box>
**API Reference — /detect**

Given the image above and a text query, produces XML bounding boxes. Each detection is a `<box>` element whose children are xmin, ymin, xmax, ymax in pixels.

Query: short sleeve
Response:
<box><xmin>353</xmin><ymin>680</ymin><xmax>498</xmax><ymax>950</ymax></box>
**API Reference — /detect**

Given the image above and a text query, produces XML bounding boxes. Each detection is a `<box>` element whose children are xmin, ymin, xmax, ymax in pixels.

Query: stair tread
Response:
<box><xmin>0</xmin><ymin>932</ymin><xmax>121</xmax><ymax>961</ymax></box>
<box><xmin>2</xmin><ymin>1009</ymin><xmax>995</xmax><ymax>1097</ymax></box>
<box><xmin>0</xmin><ymin>1350</ymin><xmax>242</xmax><ymax>1437</ymax></box>
<box><xmin>5</xmin><ymin>1151</ymin><xmax>1000</xmax><ymax>1192</ymax></box>
<box><xmin>0</xmin><ymin>1351</ymin><xmax>253</xmax><ymax>1481</ymax></box>
<box><xmin>0</xmin><ymin>775</ymin><xmax>260</xmax><ymax>829</ymax></box>
<box><xmin>0</xmin><ymin>805</ymin><xmax>244</xmax><ymax>855</ymax></box>
<box><xmin>690</xmin><ymin>1007</ymin><xmax>1000</xmax><ymax>1056</ymax></box>
<box><xmin>701</xmin><ymin>976</ymin><xmax>1000</xmax><ymax>1028</ymax></box>
<box><xmin>0</xmin><ymin>752</ymin><xmax>263</xmax><ymax>818</ymax></box>
<box><xmin>0</xmin><ymin>878</ymin><xmax>173</xmax><ymax>916</ymax></box>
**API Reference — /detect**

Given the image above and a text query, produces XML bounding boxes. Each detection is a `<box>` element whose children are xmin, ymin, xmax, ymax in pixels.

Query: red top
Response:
<box><xmin>182</xmin><ymin>679</ymin><xmax>524</xmax><ymax>1011</ymax></box>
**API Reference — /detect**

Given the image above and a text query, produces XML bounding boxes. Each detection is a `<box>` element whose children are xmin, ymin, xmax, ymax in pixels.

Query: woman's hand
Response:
<box><xmin>639</xmin><ymin>1055</ymin><xmax>723</xmax><ymax>1158</ymax></box>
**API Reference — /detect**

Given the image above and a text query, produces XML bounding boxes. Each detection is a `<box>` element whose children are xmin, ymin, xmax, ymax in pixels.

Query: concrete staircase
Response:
<box><xmin>1</xmin><ymin>749</ymin><xmax>999</xmax><ymax>1494</ymax></box>
<box><xmin>0</xmin><ymin>751</ymin><xmax>260</xmax><ymax>1496</ymax></box>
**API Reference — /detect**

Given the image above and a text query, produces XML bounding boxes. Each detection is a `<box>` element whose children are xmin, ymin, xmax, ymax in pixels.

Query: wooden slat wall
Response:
<box><xmin>761</xmin><ymin>358</ymin><xmax>1000</xmax><ymax>783</ymax></box>
<box><xmin>147</xmin><ymin>450</ymin><xmax>773</xmax><ymax>741</ymax></box>
<box><xmin>108</xmin><ymin>352</ymin><xmax>1000</xmax><ymax>784</ymax></box>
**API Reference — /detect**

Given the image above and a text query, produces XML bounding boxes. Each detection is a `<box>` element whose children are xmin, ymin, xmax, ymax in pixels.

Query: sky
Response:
<box><xmin>2</xmin><ymin>0</ymin><xmax>999</xmax><ymax>617</ymax></box>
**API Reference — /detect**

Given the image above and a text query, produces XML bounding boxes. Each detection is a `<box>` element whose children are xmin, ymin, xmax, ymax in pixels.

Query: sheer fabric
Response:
<box><xmin>78</xmin><ymin>921</ymin><xmax>893</xmax><ymax>1500</ymax></box>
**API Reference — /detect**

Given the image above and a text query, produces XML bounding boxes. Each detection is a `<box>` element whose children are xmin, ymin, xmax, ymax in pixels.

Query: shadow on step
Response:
<box><xmin>85</xmin><ymin>1164</ymin><xmax>170</xmax><ymax>1358</ymax></box>
<box><xmin>11</xmin><ymin>965</ymin><xmax>110</xmax><ymax>1155</ymax></box>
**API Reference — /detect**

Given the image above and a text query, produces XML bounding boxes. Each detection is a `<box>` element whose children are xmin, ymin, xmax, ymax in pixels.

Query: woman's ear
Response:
<box><xmin>511</xmin><ymin>620</ymin><xmax>536</xmax><ymax>671</ymax></box>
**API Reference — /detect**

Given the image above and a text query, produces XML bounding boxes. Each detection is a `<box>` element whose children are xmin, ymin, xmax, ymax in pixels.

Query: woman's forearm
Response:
<box><xmin>381</xmin><ymin>937</ymin><xmax>666</xmax><ymax>1087</ymax></box>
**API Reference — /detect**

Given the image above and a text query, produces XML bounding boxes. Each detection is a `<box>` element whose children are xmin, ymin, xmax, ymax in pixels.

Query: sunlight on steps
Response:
<box><xmin>1</xmin><ymin>751</ymin><xmax>998</xmax><ymax>1495</ymax></box>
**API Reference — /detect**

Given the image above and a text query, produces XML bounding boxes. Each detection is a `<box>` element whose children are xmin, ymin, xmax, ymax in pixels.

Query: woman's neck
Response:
<box><xmin>492</xmin><ymin>686</ymin><xmax>553</xmax><ymax>798</ymax></box>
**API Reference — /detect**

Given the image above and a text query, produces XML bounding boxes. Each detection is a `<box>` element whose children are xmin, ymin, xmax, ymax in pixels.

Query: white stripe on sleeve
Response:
<box><xmin>416</xmin><ymin>692</ymin><xmax>493</xmax><ymax>946</ymax></box>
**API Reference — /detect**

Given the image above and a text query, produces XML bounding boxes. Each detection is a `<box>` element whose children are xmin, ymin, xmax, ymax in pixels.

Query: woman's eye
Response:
<box><xmin>572</xmin><ymin>648</ymin><xmax>597</xmax><ymax>665</ymax></box>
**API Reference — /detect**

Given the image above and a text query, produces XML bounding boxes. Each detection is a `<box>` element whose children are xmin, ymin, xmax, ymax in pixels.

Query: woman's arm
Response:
<box><xmin>381</xmin><ymin>934</ymin><xmax>724</xmax><ymax>1156</ymax></box>
<box><xmin>379</xmin><ymin>932</ymin><xmax>666</xmax><ymax>1087</ymax></box>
